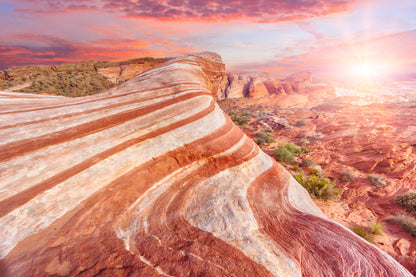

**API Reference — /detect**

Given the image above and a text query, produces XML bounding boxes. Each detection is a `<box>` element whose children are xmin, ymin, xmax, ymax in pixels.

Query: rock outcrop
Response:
<box><xmin>284</xmin><ymin>71</ymin><xmax>313</xmax><ymax>91</ymax></box>
<box><xmin>216</xmin><ymin>71</ymin><xmax>326</xmax><ymax>103</ymax></box>
<box><xmin>0</xmin><ymin>52</ymin><xmax>412</xmax><ymax>276</ymax></box>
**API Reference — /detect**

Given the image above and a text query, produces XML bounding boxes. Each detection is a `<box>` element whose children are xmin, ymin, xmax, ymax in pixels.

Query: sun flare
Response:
<box><xmin>356</xmin><ymin>62</ymin><xmax>378</xmax><ymax>79</ymax></box>
<box><xmin>346</xmin><ymin>59</ymin><xmax>388</xmax><ymax>82</ymax></box>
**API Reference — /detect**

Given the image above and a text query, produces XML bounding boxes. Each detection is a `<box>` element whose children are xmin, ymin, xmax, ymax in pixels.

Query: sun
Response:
<box><xmin>346</xmin><ymin>60</ymin><xmax>384</xmax><ymax>82</ymax></box>
<box><xmin>355</xmin><ymin>61</ymin><xmax>379</xmax><ymax>79</ymax></box>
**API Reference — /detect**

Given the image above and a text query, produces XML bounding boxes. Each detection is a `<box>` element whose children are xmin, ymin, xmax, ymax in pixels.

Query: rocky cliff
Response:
<box><xmin>216</xmin><ymin>71</ymin><xmax>334</xmax><ymax>108</ymax></box>
<box><xmin>0</xmin><ymin>52</ymin><xmax>412</xmax><ymax>276</ymax></box>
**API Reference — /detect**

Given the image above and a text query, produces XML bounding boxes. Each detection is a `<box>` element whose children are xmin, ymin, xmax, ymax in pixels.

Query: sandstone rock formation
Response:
<box><xmin>0</xmin><ymin>52</ymin><xmax>412</xmax><ymax>276</ymax></box>
<box><xmin>216</xmin><ymin>71</ymin><xmax>330</xmax><ymax>106</ymax></box>
<box><xmin>284</xmin><ymin>71</ymin><xmax>313</xmax><ymax>92</ymax></box>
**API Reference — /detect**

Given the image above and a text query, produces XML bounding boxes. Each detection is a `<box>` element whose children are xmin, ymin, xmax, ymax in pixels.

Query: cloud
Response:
<box><xmin>12</xmin><ymin>0</ymin><xmax>357</xmax><ymax>22</ymax></box>
<box><xmin>0</xmin><ymin>33</ymin><xmax>200</xmax><ymax>69</ymax></box>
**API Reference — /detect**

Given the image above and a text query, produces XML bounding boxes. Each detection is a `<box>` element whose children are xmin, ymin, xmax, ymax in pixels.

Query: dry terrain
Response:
<box><xmin>0</xmin><ymin>52</ymin><xmax>412</xmax><ymax>276</ymax></box>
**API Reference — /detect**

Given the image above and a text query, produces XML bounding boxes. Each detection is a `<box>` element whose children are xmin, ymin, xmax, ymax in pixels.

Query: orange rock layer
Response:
<box><xmin>0</xmin><ymin>53</ymin><xmax>412</xmax><ymax>276</ymax></box>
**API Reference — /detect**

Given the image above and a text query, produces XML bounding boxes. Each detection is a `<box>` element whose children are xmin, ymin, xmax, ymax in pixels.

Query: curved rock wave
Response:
<box><xmin>0</xmin><ymin>52</ymin><xmax>412</xmax><ymax>276</ymax></box>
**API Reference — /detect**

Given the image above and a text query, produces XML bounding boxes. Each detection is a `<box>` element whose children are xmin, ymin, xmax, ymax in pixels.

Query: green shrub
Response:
<box><xmin>254</xmin><ymin>131</ymin><xmax>275</xmax><ymax>145</ymax></box>
<box><xmin>273</xmin><ymin>143</ymin><xmax>310</xmax><ymax>164</ymax></box>
<box><xmin>395</xmin><ymin>192</ymin><xmax>416</xmax><ymax>215</ymax></box>
<box><xmin>229</xmin><ymin>110</ymin><xmax>250</xmax><ymax>126</ymax></box>
<box><xmin>274</xmin><ymin>147</ymin><xmax>295</xmax><ymax>163</ymax></box>
<box><xmin>309</xmin><ymin>168</ymin><xmax>320</xmax><ymax>176</ymax></box>
<box><xmin>369</xmin><ymin>221</ymin><xmax>384</xmax><ymax>235</ymax></box>
<box><xmin>352</xmin><ymin>225</ymin><xmax>374</xmax><ymax>243</ymax></box>
<box><xmin>294</xmin><ymin>172</ymin><xmax>339</xmax><ymax>200</ymax></box>
<box><xmin>368</xmin><ymin>174</ymin><xmax>386</xmax><ymax>186</ymax></box>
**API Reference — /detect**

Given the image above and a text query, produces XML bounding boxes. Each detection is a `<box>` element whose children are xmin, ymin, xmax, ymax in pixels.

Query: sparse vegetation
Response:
<box><xmin>273</xmin><ymin>142</ymin><xmax>310</xmax><ymax>163</ymax></box>
<box><xmin>369</xmin><ymin>221</ymin><xmax>384</xmax><ymax>235</ymax></box>
<box><xmin>352</xmin><ymin>225</ymin><xmax>375</xmax><ymax>243</ymax></box>
<box><xmin>351</xmin><ymin>221</ymin><xmax>383</xmax><ymax>243</ymax></box>
<box><xmin>367</xmin><ymin>174</ymin><xmax>387</xmax><ymax>186</ymax></box>
<box><xmin>293</xmin><ymin>171</ymin><xmax>339</xmax><ymax>200</ymax></box>
<box><xmin>0</xmin><ymin>71</ymin><xmax>116</xmax><ymax>97</ymax></box>
<box><xmin>395</xmin><ymin>192</ymin><xmax>416</xmax><ymax>216</ymax></box>
<box><xmin>229</xmin><ymin>110</ymin><xmax>250</xmax><ymax>126</ymax></box>
<box><xmin>254</xmin><ymin>130</ymin><xmax>275</xmax><ymax>145</ymax></box>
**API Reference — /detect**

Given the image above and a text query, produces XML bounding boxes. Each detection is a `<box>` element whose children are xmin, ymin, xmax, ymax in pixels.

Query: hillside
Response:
<box><xmin>0</xmin><ymin>57</ymin><xmax>168</xmax><ymax>97</ymax></box>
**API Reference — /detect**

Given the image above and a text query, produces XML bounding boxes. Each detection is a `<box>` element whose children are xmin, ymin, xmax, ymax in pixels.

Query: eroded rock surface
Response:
<box><xmin>0</xmin><ymin>52</ymin><xmax>411</xmax><ymax>276</ymax></box>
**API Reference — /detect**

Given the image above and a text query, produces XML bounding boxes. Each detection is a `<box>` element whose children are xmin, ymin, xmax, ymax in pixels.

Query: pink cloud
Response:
<box><xmin>13</xmin><ymin>0</ymin><xmax>357</xmax><ymax>22</ymax></box>
<box><xmin>0</xmin><ymin>33</ymin><xmax>200</xmax><ymax>69</ymax></box>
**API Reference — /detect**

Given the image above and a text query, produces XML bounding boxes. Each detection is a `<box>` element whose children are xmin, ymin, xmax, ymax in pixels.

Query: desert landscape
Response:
<box><xmin>1</xmin><ymin>0</ymin><xmax>416</xmax><ymax>276</ymax></box>
<box><xmin>0</xmin><ymin>52</ymin><xmax>414</xmax><ymax>276</ymax></box>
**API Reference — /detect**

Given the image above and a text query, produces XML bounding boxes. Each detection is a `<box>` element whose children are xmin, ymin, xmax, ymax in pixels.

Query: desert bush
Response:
<box><xmin>352</xmin><ymin>225</ymin><xmax>374</xmax><ymax>243</ymax></box>
<box><xmin>395</xmin><ymin>192</ymin><xmax>416</xmax><ymax>216</ymax></box>
<box><xmin>369</xmin><ymin>221</ymin><xmax>384</xmax><ymax>235</ymax></box>
<box><xmin>309</xmin><ymin>167</ymin><xmax>320</xmax><ymax>176</ymax></box>
<box><xmin>254</xmin><ymin>130</ymin><xmax>275</xmax><ymax>145</ymax></box>
<box><xmin>274</xmin><ymin>143</ymin><xmax>310</xmax><ymax>163</ymax></box>
<box><xmin>229</xmin><ymin>111</ymin><xmax>250</xmax><ymax>126</ymax></box>
<box><xmin>294</xmin><ymin>172</ymin><xmax>339</xmax><ymax>200</ymax></box>
<box><xmin>341</xmin><ymin>170</ymin><xmax>354</xmax><ymax>182</ymax></box>
<box><xmin>273</xmin><ymin>143</ymin><xmax>310</xmax><ymax>163</ymax></box>
<box><xmin>368</xmin><ymin>174</ymin><xmax>387</xmax><ymax>186</ymax></box>
<box><xmin>302</xmin><ymin>158</ymin><xmax>316</xmax><ymax>168</ymax></box>
<box><xmin>387</xmin><ymin>214</ymin><xmax>416</xmax><ymax>237</ymax></box>
<box><xmin>274</xmin><ymin>147</ymin><xmax>295</xmax><ymax>163</ymax></box>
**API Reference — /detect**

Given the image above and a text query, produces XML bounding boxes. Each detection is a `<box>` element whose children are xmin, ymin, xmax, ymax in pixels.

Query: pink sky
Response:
<box><xmin>0</xmin><ymin>0</ymin><xmax>415</xmax><ymax>80</ymax></box>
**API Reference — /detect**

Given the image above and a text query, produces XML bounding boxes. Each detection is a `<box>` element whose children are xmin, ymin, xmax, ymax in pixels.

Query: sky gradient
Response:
<box><xmin>1</xmin><ymin>0</ymin><xmax>415</xmax><ymax>80</ymax></box>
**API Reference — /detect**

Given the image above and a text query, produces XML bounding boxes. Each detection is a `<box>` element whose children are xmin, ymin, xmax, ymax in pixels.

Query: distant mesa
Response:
<box><xmin>0</xmin><ymin>52</ymin><xmax>412</xmax><ymax>276</ymax></box>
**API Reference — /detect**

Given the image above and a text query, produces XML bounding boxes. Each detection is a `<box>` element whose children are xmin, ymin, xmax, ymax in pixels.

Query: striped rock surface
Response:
<box><xmin>0</xmin><ymin>52</ymin><xmax>412</xmax><ymax>276</ymax></box>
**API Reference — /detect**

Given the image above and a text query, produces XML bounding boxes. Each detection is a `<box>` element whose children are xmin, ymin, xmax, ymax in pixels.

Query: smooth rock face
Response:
<box><xmin>0</xmin><ymin>52</ymin><xmax>412</xmax><ymax>276</ymax></box>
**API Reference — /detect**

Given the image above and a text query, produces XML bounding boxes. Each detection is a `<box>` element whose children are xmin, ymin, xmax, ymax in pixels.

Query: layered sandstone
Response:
<box><xmin>0</xmin><ymin>53</ymin><xmax>412</xmax><ymax>276</ymax></box>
